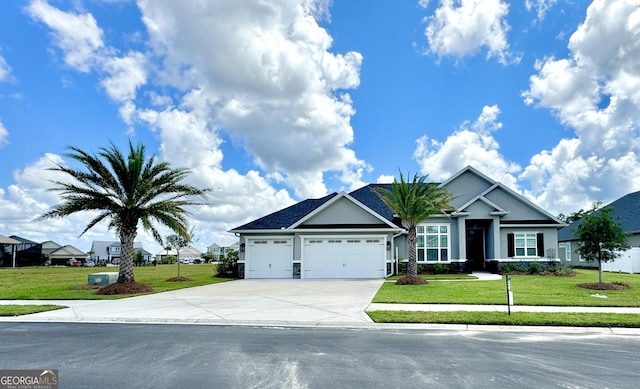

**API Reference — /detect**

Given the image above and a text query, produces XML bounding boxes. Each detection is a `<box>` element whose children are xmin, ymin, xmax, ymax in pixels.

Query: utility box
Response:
<box><xmin>88</xmin><ymin>272</ymin><xmax>119</xmax><ymax>286</ymax></box>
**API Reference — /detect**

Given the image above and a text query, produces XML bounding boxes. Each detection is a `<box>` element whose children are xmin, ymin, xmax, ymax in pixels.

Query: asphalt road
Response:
<box><xmin>1</xmin><ymin>323</ymin><xmax>639</xmax><ymax>388</ymax></box>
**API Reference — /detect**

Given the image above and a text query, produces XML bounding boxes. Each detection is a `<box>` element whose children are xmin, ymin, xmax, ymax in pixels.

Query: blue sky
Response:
<box><xmin>1</xmin><ymin>0</ymin><xmax>639</xmax><ymax>254</ymax></box>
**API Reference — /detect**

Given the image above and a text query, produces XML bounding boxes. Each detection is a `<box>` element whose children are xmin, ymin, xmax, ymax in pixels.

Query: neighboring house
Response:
<box><xmin>0</xmin><ymin>234</ymin><xmax>21</xmax><ymax>267</ymax></box>
<box><xmin>4</xmin><ymin>235</ymin><xmax>45</xmax><ymax>266</ymax></box>
<box><xmin>42</xmin><ymin>240</ymin><xmax>87</xmax><ymax>265</ymax></box>
<box><xmin>89</xmin><ymin>241</ymin><xmax>145</xmax><ymax>264</ymax></box>
<box><xmin>1</xmin><ymin>237</ymin><xmax>86</xmax><ymax>266</ymax></box>
<box><xmin>229</xmin><ymin>166</ymin><xmax>565</xmax><ymax>279</ymax></box>
<box><xmin>558</xmin><ymin>191</ymin><xmax>640</xmax><ymax>269</ymax></box>
<box><xmin>156</xmin><ymin>246</ymin><xmax>203</xmax><ymax>263</ymax></box>
<box><xmin>207</xmin><ymin>241</ymin><xmax>240</xmax><ymax>261</ymax></box>
<box><xmin>133</xmin><ymin>247</ymin><xmax>153</xmax><ymax>263</ymax></box>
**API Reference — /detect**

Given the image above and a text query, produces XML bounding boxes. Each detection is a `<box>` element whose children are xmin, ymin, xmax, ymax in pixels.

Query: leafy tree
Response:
<box><xmin>166</xmin><ymin>233</ymin><xmax>190</xmax><ymax>277</ymax></box>
<box><xmin>216</xmin><ymin>249</ymin><xmax>239</xmax><ymax>277</ymax></box>
<box><xmin>133</xmin><ymin>250</ymin><xmax>145</xmax><ymax>266</ymax></box>
<box><xmin>38</xmin><ymin>141</ymin><xmax>209</xmax><ymax>284</ymax></box>
<box><xmin>575</xmin><ymin>203</ymin><xmax>629</xmax><ymax>284</ymax></box>
<box><xmin>373</xmin><ymin>171</ymin><xmax>455</xmax><ymax>278</ymax></box>
<box><xmin>201</xmin><ymin>251</ymin><xmax>215</xmax><ymax>264</ymax></box>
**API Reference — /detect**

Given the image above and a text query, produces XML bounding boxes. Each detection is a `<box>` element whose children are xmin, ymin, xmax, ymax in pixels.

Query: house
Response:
<box><xmin>41</xmin><ymin>240</ymin><xmax>87</xmax><ymax>265</ymax></box>
<box><xmin>156</xmin><ymin>246</ymin><xmax>203</xmax><ymax>263</ymax></box>
<box><xmin>0</xmin><ymin>234</ymin><xmax>21</xmax><ymax>267</ymax></box>
<box><xmin>89</xmin><ymin>241</ymin><xmax>146</xmax><ymax>265</ymax></box>
<box><xmin>206</xmin><ymin>241</ymin><xmax>240</xmax><ymax>261</ymax></box>
<box><xmin>229</xmin><ymin>166</ymin><xmax>565</xmax><ymax>279</ymax></box>
<box><xmin>558</xmin><ymin>191</ymin><xmax>640</xmax><ymax>271</ymax></box>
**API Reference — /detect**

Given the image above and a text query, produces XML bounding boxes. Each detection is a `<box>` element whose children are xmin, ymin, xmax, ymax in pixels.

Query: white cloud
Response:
<box><xmin>414</xmin><ymin>105</ymin><xmax>521</xmax><ymax>188</ymax></box>
<box><xmin>376</xmin><ymin>174</ymin><xmax>394</xmax><ymax>184</ymax></box>
<box><xmin>26</xmin><ymin>0</ymin><xmax>104</xmax><ymax>72</ymax></box>
<box><xmin>0</xmin><ymin>120</ymin><xmax>8</xmax><ymax>147</ymax></box>
<box><xmin>525</xmin><ymin>0</ymin><xmax>558</xmax><ymax>21</ymax></box>
<box><xmin>521</xmin><ymin>0</ymin><xmax>640</xmax><ymax>214</ymax></box>
<box><xmin>423</xmin><ymin>0</ymin><xmax>516</xmax><ymax>64</ymax></box>
<box><xmin>0</xmin><ymin>55</ymin><xmax>11</xmax><ymax>82</ymax></box>
<box><xmin>137</xmin><ymin>0</ymin><xmax>366</xmax><ymax>198</ymax></box>
<box><xmin>100</xmin><ymin>51</ymin><xmax>147</xmax><ymax>103</ymax></box>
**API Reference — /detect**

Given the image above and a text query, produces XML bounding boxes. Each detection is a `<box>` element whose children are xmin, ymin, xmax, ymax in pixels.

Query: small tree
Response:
<box><xmin>166</xmin><ymin>233</ymin><xmax>190</xmax><ymax>277</ymax></box>
<box><xmin>216</xmin><ymin>249</ymin><xmax>238</xmax><ymax>277</ymax></box>
<box><xmin>575</xmin><ymin>203</ymin><xmax>629</xmax><ymax>284</ymax></box>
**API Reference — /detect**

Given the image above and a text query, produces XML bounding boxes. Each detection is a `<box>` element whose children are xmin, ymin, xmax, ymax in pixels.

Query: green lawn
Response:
<box><xmin>0</xmin><ymin>264</ymin><xmax>233</xmax><ymax>300</ymax></box>
<box><xmin>367</xmin><ymin>310</ymin><xmax>640</xmax><ymax>327</ymax></box>
<box><xmin>373</xmin><ymin>270</ymin><xmax>640</xmax><ymax>307</ymax></box>
<box><xmin>0</xmin><ymin>305</ymin><xmax>65</xmax><ymax>316</ymax></box>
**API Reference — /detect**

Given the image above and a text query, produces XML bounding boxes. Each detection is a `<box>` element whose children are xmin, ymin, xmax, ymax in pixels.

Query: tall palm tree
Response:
<box><xmin>38</xmin><ymin>141</ymin><xmax>209</xmax><ymax>283</ymax></box>
<box><xmin>373</xmin><ymin>171</ymin><xmax>455</xmax><ymax>277</ymax></box>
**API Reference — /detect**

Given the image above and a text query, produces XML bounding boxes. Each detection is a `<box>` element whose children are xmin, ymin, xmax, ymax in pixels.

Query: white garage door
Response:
<box><xmin>246</xmin><ymin>238</ymin><xmax>293</xmax><ymax>279</ymax></box>
<box><xmin>303</xmin><ymin>237</ymin><xmax>386</xmax><ymax>279</ymax></box>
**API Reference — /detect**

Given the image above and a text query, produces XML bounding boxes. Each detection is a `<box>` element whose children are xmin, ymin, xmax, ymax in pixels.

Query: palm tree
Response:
<box><xmin>373</xmin><ymin>171</ymin><xmax>455</xmax><ymax>278</ymax></box>
<box><xmin>38</xmin><ymin>141</ymin><xmax>209</xmax><ymax>283</ymax></box>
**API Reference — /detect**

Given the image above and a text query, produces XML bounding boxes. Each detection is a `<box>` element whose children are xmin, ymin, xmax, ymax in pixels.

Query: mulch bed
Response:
<box><xmin>396</xmin><ymin>275</ymin><xmax>428</xmax><ymax>285</ymax></box>
<box><xmin>165</xmin><ymin>276</ymin><xmax>194</xmax><ymax>282</ymax></box>
<box><xmin>577</xmin><ymin>283</ymin><xmax>630</xmax><ymax>290</ymax></box>
<box><xmin>96</xmin><ymin>282</ymin><xmax>153</xmax><ymax>295</ymax></box>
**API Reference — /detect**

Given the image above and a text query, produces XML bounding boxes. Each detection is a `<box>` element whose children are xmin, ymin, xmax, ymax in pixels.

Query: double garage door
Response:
<box><xmin>244</xmin><ymin>236</ymin><xmax>386</xmax><ymax>279</ymax></box>
<box><xmin>303</xmin><ymin>237</ymin><xmax>386</xmax><ymax>279</ymax></box>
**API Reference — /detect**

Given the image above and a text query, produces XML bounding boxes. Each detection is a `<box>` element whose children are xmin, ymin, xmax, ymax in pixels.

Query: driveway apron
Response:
<box><xmin>5</xmin><ymin>279</ymin><xmax>384</xmax><ymax>326</ymax></box>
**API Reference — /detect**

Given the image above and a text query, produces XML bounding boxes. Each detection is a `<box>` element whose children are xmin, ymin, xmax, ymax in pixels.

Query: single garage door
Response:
<box><xmin>246</xmin><ymin>238</ymin><xmax>293</xmax><ymax>279</ymax></box>
<box><xmin>303</xmin><ymin>237</ymin><xmax>386</xmax><ymax>279</ymax></box>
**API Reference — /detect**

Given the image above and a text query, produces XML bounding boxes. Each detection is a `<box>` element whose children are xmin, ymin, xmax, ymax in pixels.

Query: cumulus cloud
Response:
<box><xmin>521</xmin><ymin>0</ymin><xmax>640</xmax><ymax>213</ymax></box>
<box><xmin>414</xmin><ymin>105</ymin><xmax>521</xmax><ymax>188</ymax></box>
<box><xmin>423</xmin><ymin>0</ymin><xmax>516</xmax><ymax>64</ymax></box>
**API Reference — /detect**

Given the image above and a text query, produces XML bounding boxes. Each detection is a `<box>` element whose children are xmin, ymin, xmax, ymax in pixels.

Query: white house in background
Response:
<box><xmin>207</xmin><ymin>241</ymin><xmax>240</xmax><ymax>261</ymax></box>
<box><xmin>89</xmin><ymin>241</ymin><xmax>146</xmax><ymax>264</ymax></box>
<box><xmin>156</xmin><ymin>246</ymin><xmax>203</xmax><ymax>263</ymax></box>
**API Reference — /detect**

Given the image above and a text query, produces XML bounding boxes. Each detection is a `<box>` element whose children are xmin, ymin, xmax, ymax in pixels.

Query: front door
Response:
<box><xmin>466</xmin><ymin>221</ymin><xmax>488</xmax><ymax>271</ymax></box>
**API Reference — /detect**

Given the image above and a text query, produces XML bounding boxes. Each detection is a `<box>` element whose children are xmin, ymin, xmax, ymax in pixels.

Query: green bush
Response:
<box><xmin>528</xmin><ymin>261</ymin><xmax>542</xmax><ymax>274</ymax></box>
<box><xmin>216</xmin><ymin>250</ymin><xmax>239</xmax><ymax>277</ymax></box>
<box><xmin>432</xmin><ymin>263</ymin><xmax>449</xmax><ymax>274</ymax></box>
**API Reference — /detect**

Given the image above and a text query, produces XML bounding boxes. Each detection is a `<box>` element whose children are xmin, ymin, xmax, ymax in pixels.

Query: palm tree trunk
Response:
<box><xmin>407</xmin><ymin>225</ymin><xmax>418</xmax><ymax>277</ymax></box>
<box><xmin>118</xmin><ymin>226</ymin><xmax>137</xmax><ymax>283</ymax></box>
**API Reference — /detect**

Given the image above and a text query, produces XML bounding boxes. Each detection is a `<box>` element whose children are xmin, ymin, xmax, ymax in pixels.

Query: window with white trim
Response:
<box><xmin>515</xmin><ymin>233</ymin><xmax>537</xmax><ymax>257</ymax></box>
<box><xmin>417</xmin><ymin>224</ymin><xmax>449</xmax><ymax>262</ymax></box>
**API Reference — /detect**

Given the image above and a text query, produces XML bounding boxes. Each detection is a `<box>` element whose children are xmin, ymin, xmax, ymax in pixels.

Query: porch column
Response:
<box><xmin>457</xmin><ymin>216</ymin><xmax>467</xmax><ymax>260</ymax></box>
<box><xmin>492</xmin><ymin>217</ymin><xmax>501</xmax><ymax>259</ymax></box>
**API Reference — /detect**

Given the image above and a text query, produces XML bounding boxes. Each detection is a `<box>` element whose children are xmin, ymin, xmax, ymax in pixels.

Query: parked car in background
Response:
<box><xmin>84</xmin><ymin>260</ymin><xmax>95</xmax><ymax>267</ymax></box>
<box><xmin>67</xmin><ymin>259</ymin><xmax>82</xmax><ymax>267</ymax></box>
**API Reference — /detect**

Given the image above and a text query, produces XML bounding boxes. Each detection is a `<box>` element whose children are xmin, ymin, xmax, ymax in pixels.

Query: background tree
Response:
<box><xmin>575</xmin><ymin>203</ymin><xmax>629</xmax><ymax>284</ymax></box>
<box><xmin>373</xmin><ymin>171</ymin><xmax>455</xmax><ymax>279</ymax></box>
<box><xmin>166</xmin><ymin>233</ymin><xmax>190</xmax><ymax>277</ymax></box>
<box><xmin>38</xmin><ymin>141</ymin><xmax>208</xmax><ymax>284</ymax></box>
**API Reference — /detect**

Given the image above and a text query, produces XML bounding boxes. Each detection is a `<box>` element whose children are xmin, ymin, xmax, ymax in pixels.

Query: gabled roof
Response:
<box><xmin>49</xmin><ymin>245</ymin><xmax>87</xmax><ymax>258</ymax></box>
<box><xmin>559</xmin><ymin>190</ymin><xmax>640</xmax><ymax>241</ymax></box>
<box><xmin>230</xmin><ymin>193</ymin><xmax>337</xmax><ymax>231</ymax></box>
<box><xmin>0</xmin><ymin>234</ymin><xmax>21</xmax><ymax>245</ymax></box>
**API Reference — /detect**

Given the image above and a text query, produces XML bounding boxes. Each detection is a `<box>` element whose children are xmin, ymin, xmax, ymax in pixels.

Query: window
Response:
<box><xmin>515</xmin><ymin>233</ymin><xmax>537</xmax><ymax>257</ymax></box>
<box><xmin>416</xmin><ymin>224</ymin><xmax>449</xmax><ymax>262</ymax></box>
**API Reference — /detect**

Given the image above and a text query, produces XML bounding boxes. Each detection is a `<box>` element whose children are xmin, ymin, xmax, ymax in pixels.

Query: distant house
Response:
<box><xmin>0</xmin><ymin>234</ymin><xmax>21</xmax><ymax>267</ymax></box>
<box><xmin>89</xmin><ymin>241</ymin><xmax>145</xmax><ymax>265</ymax></box>
<box><xmin>1</xmin><ymin>237</ymin><xmax>86</xmax><ymax>266</ymax></box>
<box><xmin>206</xmin><ymin>241</ymin><xmax>239</xmax><ymax>261</ymax></box>
<box><xmin>558</xmin><ymin>191</ymin><xmax>640</xmax><ymax>271</ymax></box>
<box><xmin>156</xmin><ymin>246</ymin><xmax>203</xmax><ymax>263</ymax></box>
<box><xmin>133</xmin><ymin>247</ymin><xmax>153</xmax><ymax>263</ymax></box>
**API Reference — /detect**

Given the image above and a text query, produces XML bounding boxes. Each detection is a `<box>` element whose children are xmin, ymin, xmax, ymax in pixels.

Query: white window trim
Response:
<box><xmin>514</xmin><ymin>232</ymin><xmax>538</xmax><ymax>258</ymax></box>
<box><xmin>416</xmin><ymin>223</ymin><xmax>451</xmax><ymax>262</ymax></box>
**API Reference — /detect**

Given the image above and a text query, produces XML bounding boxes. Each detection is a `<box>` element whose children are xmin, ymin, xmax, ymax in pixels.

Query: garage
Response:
<box><xmin>302</xmin><ymin>237</ymin><xmax>386</xmax><ymax>279</ymax></box>
<box><xmin>245</xmin><ymin>238</ymin><xmax>293</xmax><ymax>279</ymax></box>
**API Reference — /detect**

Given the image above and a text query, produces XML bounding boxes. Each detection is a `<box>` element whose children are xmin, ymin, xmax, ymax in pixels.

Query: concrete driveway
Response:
<box><xmin>4</xmin><ymin>279</ymin><xmax>384</xmax><ymax>326</ymax></box>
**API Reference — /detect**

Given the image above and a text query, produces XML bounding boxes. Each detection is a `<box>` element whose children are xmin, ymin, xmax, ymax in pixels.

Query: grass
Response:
<box><xmin>373</xmin><ymin>270</ymin><xmax>640</xmax><ymax>307</ymax></box>
<box><xmin>0</xmin><ymin>304</ymin><xmax>65</xmax><ymax>316</ymax></box>
<box><xmin>367</xmin><ymin>310</ymin><xmax>640</xmax><ymax>327</ymax></box>
<box><xmin>0</xmin><ymin>264</ymin><xmax>233</xmax><ymax>300</ymax></box>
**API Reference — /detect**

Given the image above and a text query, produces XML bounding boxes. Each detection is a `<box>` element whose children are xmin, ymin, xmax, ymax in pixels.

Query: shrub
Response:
<box><xmin>552</xmin><ymin>262</ymin><xmax>576</xmax><ymax>277</ymax></box>
<box><xmin>433</xmin><ymin>263</ymin><xmax>449</xmax><ymax>274</ymax></box>
<box><xmin>396</xmin><ymin>275</ymin><xmax>428</xmax><ymax>285</ymax></box>
<box><xmin>216</xmin><ymin>250</ymin><xmax>239</xmax><ymax>277</ymax></box>
<box><xmin>528</xmin><ymin>262</ymin><xmax>542</xmax><ymax>274</ymax></box>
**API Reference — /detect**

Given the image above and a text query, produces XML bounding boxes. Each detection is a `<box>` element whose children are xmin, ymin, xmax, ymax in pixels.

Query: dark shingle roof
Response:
<box><xmin>349</xmin><ymin>184</ymin><xmax>395</xmax><ymax>222</ymax></box>
<box><xmin>558</xmin><ymin>191</ymin><xmax>640</xmax><ymax>241</ymax></box>
<box><xmin>231</xmin><ymin>193</ymin><xmax>338</xmax><ymax>231</ymax></box>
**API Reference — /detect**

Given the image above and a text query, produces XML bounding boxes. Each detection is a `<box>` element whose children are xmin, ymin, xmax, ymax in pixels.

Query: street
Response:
<box><xmin>1</xmin><ymin>323</ymin><xmax>639</xmax><ymax>388</ymax></box>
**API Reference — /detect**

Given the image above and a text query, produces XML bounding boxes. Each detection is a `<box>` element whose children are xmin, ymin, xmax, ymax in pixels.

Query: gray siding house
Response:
<box><xmin>230</xmin><ymin>166</ymin><xmax>565</xmax><ymax>279</ymax></box>
<box><xmin>558</xmin><ymin>191</ymin><xmax>640</xmax><ymax>267</ymax></box>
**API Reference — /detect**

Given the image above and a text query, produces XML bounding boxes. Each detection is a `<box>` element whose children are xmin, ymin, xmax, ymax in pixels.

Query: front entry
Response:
<box><xmin>466</xmin><ymin>221</ymin><xmax>490</xmax><ymax>271</ymax></box>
